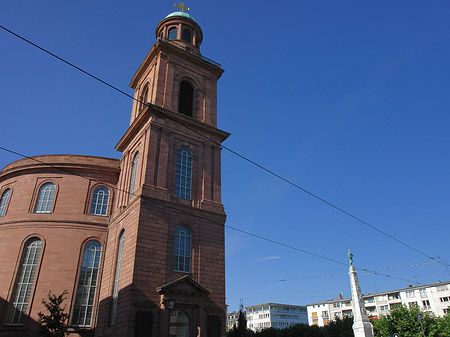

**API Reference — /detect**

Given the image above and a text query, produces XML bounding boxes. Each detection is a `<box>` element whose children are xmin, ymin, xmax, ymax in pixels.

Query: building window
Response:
<box><xmin>168</xmin><ymin>27</ymin><xmax>178</xmax><ymax>40</ymax></box>
<box><xmin>440</xmin><ymin>297</ymin><xmax>450</xmax><ymax>302</ymax></box>
<box><xmin>6</xmin><ymin>238</ymin><xmax>42</xmax><ymax>325</ymax></box>
<box><xmin>178</xmin><ymin>80</ymin><xmax>194</xmax><ymax>117</ymax></box>
<box><xmin>175</xmin><ymin>147</ymin><xmax>192</xmax><ymax>200</ymax></box>
<box><xmin>71</xmin><ymin>241</ymin><xmax>102</xmax><ymax>327</ymax></box>
<box><xmin>139</xmin><ymin>85</ymin><xmax>148</xmax><ymax>111</ymax></box>
<box><xmin>406</xmin><ymin>290</ymin><xmax>415</xmax><ymax>298</ymax></box>
<box><xmin>0</xmin><ymin>188</ymin><xmax>11</xmax><ymax>216</ymax></box>
<box><xmin>90</xmin><ymin>186</ymin><xmax>110</xmax><ymax>216</ymax></box>
<box><xmin>110</xmin><ymin>231</ymin><xmax>125</xmax><ymax>325</ymax></box>
<box><xmin>388</xmin><ymin>293</ymin><xmax>400</xmax><ymax>300</ymax></box>
<box><xmin>170</xmin><ymin>311</ymin><xmax>190</xmax><ymax>337</ymax></box>
<box><xmin>380</xmin><ymin>305</ymin><xmax>389</xmax><ymax>311</ymax></box>
<box><xmin>422</xmin><ymin>300</ymin><xmax>431</xmax><ymax>309</ymax></box>
<box><xmin>129</xmin><ymin>152</ymin><xmax>139</xmax><ymax>199</ymax></box>
<box><xmin>182</xmin><ymin>28</ymin><xmax>192</xmax><ymax>42</ymax></box>
<box><xmin>419</xmin><ymin>288</ymin><xmax>428</xmax><ymax>298</ymax></box>
<box><xmin>34</xmin><ymin>182</ymin><xmax>56</xmax><ymax>213</ymax></box>
<box><xmin>173</xmin><ymin>226</ymin><xmax>191</xmax><ymax>272</ymax></box>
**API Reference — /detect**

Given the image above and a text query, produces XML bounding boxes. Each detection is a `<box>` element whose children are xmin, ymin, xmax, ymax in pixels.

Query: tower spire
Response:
<box><xmin>348</xmin><ymin>250</ymin><xmax>374</xmax><ymax>337</ymax></box>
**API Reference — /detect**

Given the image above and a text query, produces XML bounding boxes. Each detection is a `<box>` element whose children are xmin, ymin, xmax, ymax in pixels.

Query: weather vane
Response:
<box><xmin>174</xmin><ymin>2</ymin><xmax>190</xmax><ymax>12</ymax></box>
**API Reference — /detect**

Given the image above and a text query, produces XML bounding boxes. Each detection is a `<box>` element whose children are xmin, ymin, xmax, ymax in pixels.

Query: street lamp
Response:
<box><xmin>164</xmin><ymin>297</ymin><xmax>175</xmax><ymax>310</ymax></box>
<box><xmin>164</xmin><ymin>297</ymin><xmax>176</xmax><ymax>337</ymax></box>
<box><xmin>416</xmin><ymin>313</ymin><xmax>425</xmax><ymax>337</ymax></box>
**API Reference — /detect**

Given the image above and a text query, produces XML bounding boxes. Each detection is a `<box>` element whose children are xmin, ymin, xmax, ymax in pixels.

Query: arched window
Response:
<box><xmin>139</xmin><ymin>85</ymin><xmax>148</xmax><ymax>112</ymax></box>
<box><xmin>182</xmin><ymin>28</ymin><xmax>192</xmax><ymax>43</ymax></box>
<box><xmin>0</xmin><ymin>188</ymin><xmax>11</xmax><ymax>216</ymax></box>
<box><xmin>34</xmin><ymin>182</ymin><xmax>56</xmax><ymax>213</ymax></box>
<box><xmin>71</xmin><ymin>241</ymin><xmax>102</xmax><ymax>327</ymax></box>
<box><xmin>129</xmin><ymin>152</ymin><xmax>139</xmax><ymax>199</ymax></box>
<box><xmin>90</xmin><ymin>186</ymin><xmax>110</xmax><ymax>216</ymax></box>
<box><xmin>178</xmin><ymin>81</ymin><xmax>194</xmax><ymax>117</ymax></box>
<box><xmin>175</xmin><ymin>147</ymin><xmax>192</xmax><ymax>200</ymax></box>
<box><xmin>6</xmin><ymin>238</ymin><xmax>42</xmax><ymax>325</ymax></box>
<box><xmin>110</xmin><ymin>231</ymin><xmax>125</xmax><ymax>325</ymax></box>
<box><xmin>173</xmin><ymin>226</ymin><xmax>191</xmax><ymax>273</ymax></box>
<box><xmin>170</xmin><ymin>311</ymin><xmax>190</xmax><ymax>337</ymax></box>
<box><xmin>168</xmin><ymin>27</ymin><xmax>178</xmax><ymax>40</ymax></box>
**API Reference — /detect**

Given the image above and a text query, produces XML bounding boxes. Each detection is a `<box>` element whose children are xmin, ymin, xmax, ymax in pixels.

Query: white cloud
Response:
<box><xmin>258</xmin><ymin>256</ymin><xmax>280</xmax><ymax>261</ymax></box>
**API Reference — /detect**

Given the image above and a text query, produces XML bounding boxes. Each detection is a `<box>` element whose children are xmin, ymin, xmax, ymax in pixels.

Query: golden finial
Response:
<box><xmin>174</xmin><ymin>2</ymin><xmax>190</xmax><ymax>12</ymax></box>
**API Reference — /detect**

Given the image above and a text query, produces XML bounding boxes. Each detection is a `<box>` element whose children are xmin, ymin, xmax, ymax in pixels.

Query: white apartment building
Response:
<box><xmin>307</xmin><ymin>281</ymin><xmax>450</xmax><ymax>326</ymax></box>
<box><xmin>246</xmin><ymin>303</ymin><xmax>308</xmax><ymax>331</ymax></box>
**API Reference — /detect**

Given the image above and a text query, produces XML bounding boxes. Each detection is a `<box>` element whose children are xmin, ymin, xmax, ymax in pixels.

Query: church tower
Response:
<box><xmin>95</xmin><ymin>6</ymin><xmax>229</xmax><ymax>337</ymax></box>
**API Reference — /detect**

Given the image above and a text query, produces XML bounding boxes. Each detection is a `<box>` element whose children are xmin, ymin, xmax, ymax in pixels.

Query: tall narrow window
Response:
<box><xmin>71</xmin><ymin>241</ymin><xmax>102</xmax><ymax>327</ymax></box>
<box><xmin>6</xmin><ymin>238</ymin><xmax>42</xmax><ymax>325</ymax></box>
<box><xmin>182</xmin><ymin>28</ymin><xmax>192</xmax><ymax>43</ymax></box>
<box><xmin>34</xmin><ymin>182</ymin><xmax>56</xmax><ymax>213</ymax></box>
<box><xmin>139</xmin><ymin>85</ymin><xmax>148</xmax><ymax>112</ymax></box>
<box><xmin>178</xmin><ymin>81</ymin><xmax>194</xmax><ymax>117</ymax></box>
<box><xmin>168</xmin><ymin>27</ymin><xmax>178</xmax><ymax>40</ymax></box>
<box><xmin>0</xmin><ymin>188</ymin><xmax>11</xmax><ymax>216</ymax></box>
<box><xmin>175</xmin><ymin>148</ymin><xmax>193</xmax><ymax>200</ymax></box>
<box><xmin>173</xmin><ymin>226</ymin><xmax>191</xmax><ymax>273</ymax></box>
<box><xmin>110</xmin><ymin>231</ymin><xmax>125</xmax><ymax>325</ymax></box>
<box><xmin>90</xmin><ymin>186</ymin><xmax>110</xmax><ymax>216</ymax></box>
<box><xmin>129</xmin><ymin>153</ymin><xmax>139</xmax><ymax>199</ymax></box>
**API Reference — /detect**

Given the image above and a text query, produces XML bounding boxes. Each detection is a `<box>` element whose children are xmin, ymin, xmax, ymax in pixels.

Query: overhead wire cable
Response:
<box><xmin>228</xmin><ymin>260</ymin><xmax>441</xmax><ymax>286</ymax></box>
<box><xmin>0</xmin><ymin>144</ymin><xmax>421</xmax><ymax>285</ymax></box>
<box><xmin>0</xmin><ymin>24</ymin><xmax>446</xmax><ymax>268</ymax></box>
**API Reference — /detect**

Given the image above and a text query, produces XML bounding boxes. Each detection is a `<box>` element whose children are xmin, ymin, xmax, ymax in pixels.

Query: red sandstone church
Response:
<box><xmin>0</xmin><ymin>8</ymin><xmax>228</xmax><ymax>337</ymax></box>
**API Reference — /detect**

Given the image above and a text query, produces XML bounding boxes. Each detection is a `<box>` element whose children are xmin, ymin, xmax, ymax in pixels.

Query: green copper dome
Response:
<box><xmin>165</xmin><ymin>11</ymin><xmax>196</xmax><ymax>23</ymax></box>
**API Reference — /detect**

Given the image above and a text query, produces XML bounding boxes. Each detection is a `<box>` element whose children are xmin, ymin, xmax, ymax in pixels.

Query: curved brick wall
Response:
<box><xmin>0</xmin><ymin>155</ymin><xmax>119</xmax><ymax>337</ymax></box>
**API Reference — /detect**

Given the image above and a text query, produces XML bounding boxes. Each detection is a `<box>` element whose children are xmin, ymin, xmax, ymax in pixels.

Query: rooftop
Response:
<box><xmin>165</xmin><ymin>11</ymin><xmax>196</xmax><ymax>23</ymax></box>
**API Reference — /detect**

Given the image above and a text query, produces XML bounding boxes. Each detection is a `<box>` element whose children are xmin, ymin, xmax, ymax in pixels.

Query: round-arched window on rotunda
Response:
<box><xmin>168</xmin><ymin>27</ymin><xmax>178</xmax><ymax>40</ymax></box>
<box><xmin>182</xmin><ymin>28</ymin><xmax>192</xmax><ymax>43</ymax></box>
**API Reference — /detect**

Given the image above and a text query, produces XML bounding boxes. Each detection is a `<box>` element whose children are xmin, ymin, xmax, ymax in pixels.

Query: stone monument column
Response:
<box><xmin>348</xmin><ymin>250</ymin><xmax>374</xmax><ymax>337</ymax></box>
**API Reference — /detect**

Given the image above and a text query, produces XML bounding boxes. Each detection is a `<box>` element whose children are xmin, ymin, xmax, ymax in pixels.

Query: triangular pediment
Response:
<box><xmin>157</xmin><ymin>275</ymin><xmax>210</xmax><ymax>296</ymax></box>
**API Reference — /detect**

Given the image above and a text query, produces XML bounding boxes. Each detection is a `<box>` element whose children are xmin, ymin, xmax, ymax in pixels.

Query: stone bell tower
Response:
<box><xmin>95</xmin><ymin>5</ymin><xmax>229</xmax><ymax>337</ymax></box>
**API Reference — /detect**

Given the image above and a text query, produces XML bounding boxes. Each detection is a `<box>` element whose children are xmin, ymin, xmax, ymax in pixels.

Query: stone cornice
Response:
<box><xmin>130</xmin><ymin>39</ymin><xmax>223</xmax><ymax>89</ymax></box>
<box><xmin>115</xmin><ymin>103</ymin><xmax>230</xmax><ymax>152</ymax></box>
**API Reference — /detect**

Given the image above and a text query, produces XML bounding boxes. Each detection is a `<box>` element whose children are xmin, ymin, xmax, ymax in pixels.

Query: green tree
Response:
<box><xmin>433</xmin><ymin>314</ymin><xmax>450</xmax><ymax>336</ymax></box>
<box><xmin>283</xmin><ymin>323</ymin><xmax>324</xmax><ymax>337</ymax></box>
<box><xmin>372</xmin><ymin>304</ymin><xmax>450</xmax><ymax>337</ymax></box>
<box><xmin>323</xmin><ymin>316</ymin><xmax>354</xmax><ymax>337</ymax></box>
<box><xmin>372</xmin><ymin>314</ymin><xmax>394</xmax><ymax>337</ymax></box>
<box><xmin>227</xmin><ymin>308</ymin><xmax>254</xmax><ymax>337</ymax></box>
<box><xmin>38</xmin><ymin>290</ymin><xmax>69</xmax><ymax>337</ymax></box>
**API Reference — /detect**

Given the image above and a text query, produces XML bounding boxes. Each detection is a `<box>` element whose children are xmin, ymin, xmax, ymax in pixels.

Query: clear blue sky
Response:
<box><xmin>1</xmin><ymin>1</ymin><xmax>450</xmax><ymax>313</ymax></box>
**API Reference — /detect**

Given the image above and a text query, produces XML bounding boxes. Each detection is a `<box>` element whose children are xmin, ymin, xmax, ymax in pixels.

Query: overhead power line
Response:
<box><xmin>0</xmin><ymin>25</ymin><xmax>446</xmax><ymax>269</ymax></box>
<box><xmin>0</xmin><ymin>145</ymin><xmax>423</xmax><ymax>285</ymax></box>
<box><xmin>228</xmin><ymin>261</ymin><xmax>441</xmax><ymax>286</ymax></box>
